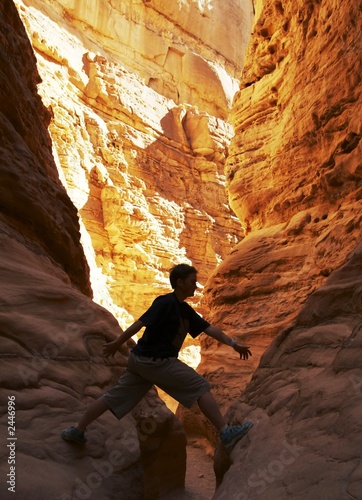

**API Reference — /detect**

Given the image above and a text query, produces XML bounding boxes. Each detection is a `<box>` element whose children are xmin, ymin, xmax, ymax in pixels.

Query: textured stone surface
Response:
<box><xmin>37</xmin><ymin>0</ymin><xmax>254</xmax><ymax>117</ymax></box>
<box><xmin>2</xmin><ymin>0</ymin><xmax>362</xmax><ymax>498</ymax></box>
<box><xmin>0</xmin><ymin>0</ymin><xmax>91</xmax><ymax>297</ymax></box>
<box><xmin>13</xmin><ymin>0</ymin><xmax>251</xmax><ymax>323</ymax></box>
<box><xmin>0</xmin><ymin>3</ymin><xmax>186</xmax><ymax>498</ymax></box>
<box><xmin>203</xmin><ymin>0</ymin><xmax>362</xmax><ymax>498</ymax></box>
<box><xmin>198</xmin><ymin>0</ymin><xmax>362</xmax><ymax>406</ymax></box>
<box><xmin>227</xmin><ymin>0</ymin><xmax>361</xmax><ymax>233</ymax></box>
<box><xmin>213</xmin><ymin>243</ymin><xmax>362</xmax><ymax>499</ymax></box>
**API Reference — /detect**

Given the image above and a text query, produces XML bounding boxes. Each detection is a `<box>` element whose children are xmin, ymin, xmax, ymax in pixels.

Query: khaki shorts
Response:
<box><xmin>102</xmin><ymin>352</ymin><xmax>211</xmax><ymax>419</ymax></box>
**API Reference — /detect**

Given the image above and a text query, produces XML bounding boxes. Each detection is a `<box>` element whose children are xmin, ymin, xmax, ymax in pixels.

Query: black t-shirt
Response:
<box><xmin>132</xmin><ymin>292</ymin><xmax>210</xmax><ymax>358</ymax></box>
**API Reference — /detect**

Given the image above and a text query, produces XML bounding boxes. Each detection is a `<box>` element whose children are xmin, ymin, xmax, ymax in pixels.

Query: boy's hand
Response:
<box><xmin>233</xmin><ymin>344</ymin><xmax>252</xmax><ymax>360</ymax></box>
<box><xmin>103</xmin><ymin>339</ymin><xmax>121</xmax><ymax>357</ymax></box>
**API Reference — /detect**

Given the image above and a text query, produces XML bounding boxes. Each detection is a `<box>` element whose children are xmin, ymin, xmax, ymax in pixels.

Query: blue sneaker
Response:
<box><xmin>61</xmin><ymin>426</ymin><xmax>87</xmax><ymax>444</ymax></box>
<box><xmin>220</xmin><ymin>421</ymin><xmax>253</xmax><ymax>452</ymax></box>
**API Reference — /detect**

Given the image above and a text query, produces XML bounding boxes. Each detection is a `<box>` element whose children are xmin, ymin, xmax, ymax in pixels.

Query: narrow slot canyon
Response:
<box><xmin>0</xmin><ymin>0</ymin><xmax>361</xmax><ymax>499</ymax></box>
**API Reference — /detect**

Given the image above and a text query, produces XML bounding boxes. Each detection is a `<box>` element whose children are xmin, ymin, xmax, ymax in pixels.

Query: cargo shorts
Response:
<box><xmin>101</xmin><ymin>352</ymin><xmax>211</xmax><ymax>419</ymax></box>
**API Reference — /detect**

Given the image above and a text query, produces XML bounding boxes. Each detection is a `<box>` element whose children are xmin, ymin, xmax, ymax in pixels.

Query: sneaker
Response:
<box><xmin>61</xmin><ymin>426</ymin><xmax>87</xmax><ymax>444</ymax></box>
<box><xmin>220</xmin><ymin>421</ymin><xmax>253</xmax><ymax>452</ymax></box>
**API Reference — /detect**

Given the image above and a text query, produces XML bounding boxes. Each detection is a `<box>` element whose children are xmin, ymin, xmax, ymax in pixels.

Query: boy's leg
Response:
<box><xmin>197</xmin><ymin>391</ymin><xmax>226</xmax><ymax>431</ymax></box>
<box><xmin>76</xmin><ymin>397</ymin><xmax>109</xmax><ymax>431</ymax></box>
<box><xmin>61</xmin><ymin>398</ymin><xmax>109</xmax><ymax>444</ymax></box>
<box><xmin>61</xmin><ymin>397</ymin><xmax>109</xmax><ymax>444</ymax></box>
<box><xmin>197</xmin><ymin>390</ymin><xmax>253</xmax><ymax>452</ymax></box>
<box><xmin>62</xmin><ymin>359</ymin><xmax>153</xmax><ymax>444</ymax></box>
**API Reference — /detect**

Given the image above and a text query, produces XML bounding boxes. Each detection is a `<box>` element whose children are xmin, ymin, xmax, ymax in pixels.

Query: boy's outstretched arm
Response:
<box><xmin>103</xmin><ymin>320</ymin><xmax>145</xmax><ymax>357</ymax></box>
<box><xmin>204</xmin><ymin>325</ymin><xmax>252</xmax><ymax>360</ymax></box>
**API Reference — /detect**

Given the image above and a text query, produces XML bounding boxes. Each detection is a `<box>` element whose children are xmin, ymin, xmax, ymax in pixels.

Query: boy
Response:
<box><xmin>62</xmin><ymin>264</ymin><xmax>253</xmax><ymax>452</ymax></box>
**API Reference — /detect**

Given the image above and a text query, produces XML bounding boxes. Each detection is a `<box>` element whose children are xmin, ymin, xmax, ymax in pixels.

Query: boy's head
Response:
<box><xmin>169</xmin><ymin>263</ymin><xmax>197</xmax><ymax>290</ymax></box>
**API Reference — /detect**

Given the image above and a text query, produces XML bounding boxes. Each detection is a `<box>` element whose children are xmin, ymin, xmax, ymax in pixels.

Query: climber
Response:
<box><xmin>61</xmin><ymin>263</ymin><xmax>253</xmax><ymax>452</ymax></box>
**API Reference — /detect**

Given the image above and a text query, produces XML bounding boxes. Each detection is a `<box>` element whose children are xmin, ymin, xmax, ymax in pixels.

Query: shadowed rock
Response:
<box><xmin>0</xmin><ymin>2</ymin><xmax>186</xmax><ymax>498</ymax></box>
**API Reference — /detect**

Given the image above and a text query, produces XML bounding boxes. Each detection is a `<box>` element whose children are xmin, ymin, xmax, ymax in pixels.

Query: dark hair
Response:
<box><xmin>169</xmin><ymin>263</ymin><xmax>197</xmax><ymax>289</ymax></box>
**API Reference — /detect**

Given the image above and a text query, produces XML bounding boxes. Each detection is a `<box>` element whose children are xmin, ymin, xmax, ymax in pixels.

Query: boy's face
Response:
<box><xmin>177</xmin><ymin>273</ymin><xmax>198</xmax><ymax>297</ymax></box>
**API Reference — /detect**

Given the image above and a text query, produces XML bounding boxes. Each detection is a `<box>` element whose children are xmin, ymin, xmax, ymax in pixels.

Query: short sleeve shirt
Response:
<box><xmin>132</xmin><ymin>292</ymin><xmax>210</xmax><ymax>358</ymax></box>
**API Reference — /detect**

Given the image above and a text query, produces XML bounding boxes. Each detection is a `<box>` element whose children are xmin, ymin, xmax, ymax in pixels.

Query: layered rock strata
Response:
<box><xmin>0</xmin><ymin>2</ymin><xmax>186</xmax><ymax>498</ymax></box>
<box><xmin>14</xmin><ymin>0</ymin><xmax>253</xmax><ymax>323</ymax></box>
<box><xmin>198</xmin><ymin>0</ymin><xmax>362</xmax><ymax>411</ymax></box>
<box><xmin>198</xmin><ymin>0</ymin><xmax>362</xmax><ymax>497</ymax></box>
<box><xmin>214</xmin><ymin>243</ymin><xmax>362</xmax><ymax>499</ymax></box>
<box><xmin>0</xmin><ymin>0</ymin><xmax>90</xmax><ymax>297</ymax></box>
<box><xmin>2</xmin><ymin>0</ymin><xmax>361</xmax><ymax>498</ymax></box>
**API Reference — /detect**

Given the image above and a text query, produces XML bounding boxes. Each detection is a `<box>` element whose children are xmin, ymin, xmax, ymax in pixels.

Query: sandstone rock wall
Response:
<box><xmin>41</xmin><ymin>0</ymin><xmax>254</xmax><ymax>117</ymax></box>
<box><xmin>0</xmin><ymin>2</ymin><xmax>187</xmax><ymax>498</ymax></box>
<box><xmin>198</xmin><ymin>0</ymin><xmax>362</xmax><ymax>408</ymax></box>
<box><xmin>14</xmin><ymin>0</ymin><xmax>253</xmax><ymax>325</ymax></box>
<box><xmin>198</xmin><ymin>0</ymin><xmax>362</xmax><ymax>497</ymax></box>
<box><xmin>3</xmin><ymin>0</ymin><xmax>361</xmax><ymax>497</ymax></box>
<box><xmin>0</xmin><ymin>0</ymin><xmax>90</xmax><ymax>297</ymax></box>
<box><xmin>214</xmin><ymin>243</ymin><xmax>362</xmax><ymax>499</ymax></box>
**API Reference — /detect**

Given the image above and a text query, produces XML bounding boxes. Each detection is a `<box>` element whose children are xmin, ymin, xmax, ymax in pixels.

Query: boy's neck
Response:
<box><xmin>174</xmin><ymin>290</ymin><xmax>186</xmax><ymax>302</ymax></box>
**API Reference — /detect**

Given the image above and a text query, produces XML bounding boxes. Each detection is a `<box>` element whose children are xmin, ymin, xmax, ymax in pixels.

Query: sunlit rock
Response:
<box><xmin>14</xmin><ymin>0</ymin><xmax>250</xmax><ymax>322</ymax></box>
<box><xmin>0</xmin><ymin>3</ymin><xmax>187</xmax><ymax>498</ymax></box>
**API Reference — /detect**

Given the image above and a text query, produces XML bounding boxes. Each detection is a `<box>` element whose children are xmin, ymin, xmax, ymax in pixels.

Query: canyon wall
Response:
<box><xmin>0</xmin><ymin>2</ymin><xmax>188</xmax><ymax>498</ymax></box>
<box><xmin>1</xmin><ymin>0</ymin><xmax>361</xmax><ymax>498</ymax></box>
<box><xmin>214</xmin><ymin>243</ymin><xmax>362</xmax><ymax>499</ymax></box>
<box><xmin>197</xmin><ymin>0</ymin><xmax>362</xmax><ymax>409</ymax></box>
<box><xmin>1</xmin><ymin>1</ymin><xmax>256</xmax><ymax>498</ymax></box>
<box><xmin>14</xmin><ymin>0</ymin><xmax>254</xmax><ymax>325</ymax></box>
<box><xmin>199</xmin><ymin>0</ymin><xmax>361</xmax><ymax>498</ymax></box>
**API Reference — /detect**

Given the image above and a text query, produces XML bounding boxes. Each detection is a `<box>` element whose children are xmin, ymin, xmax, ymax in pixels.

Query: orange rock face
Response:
<box><xmin>0</xmin><ymin>0</ymin><xmax>90</xmax><ymax>297</ymax></box>
<box><xmin>200</xmin><ymin>0</ymin><xmax>361</xmax><ymax>400</ymax></box>
<box><xmin>203</xmin><ymin>0</ymin><xmax>362</xmax><ymax>498</ymax></box>
<box><xmin>13</xmin><ymin>0</ymin><xmax>251</xmax><ymax>325</ymax></box>
<box><xmin>214</xmin><ymin>244</ymin><xmax>362</xmax><ymax>499</ymax></box>
<box><xmin>0</xmin><ymin>3</ymin><xmax>186</xmax><ymax>499</ymax></box>
<box><xmin>1</xmin><ymin>0</ymin><xmax>362</xmax><ymax>498</ymax></box>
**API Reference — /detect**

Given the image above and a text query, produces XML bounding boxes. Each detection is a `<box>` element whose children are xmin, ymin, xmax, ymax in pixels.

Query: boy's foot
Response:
<box><xmin>61</xmin><ymin>426</ymin><xmax>87</xmax><ymax>444</ymax></box>
<box><xmin>220</xmin><ymin>421</ymin><xmax>253</xmax><ymax>452</ymax></box>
